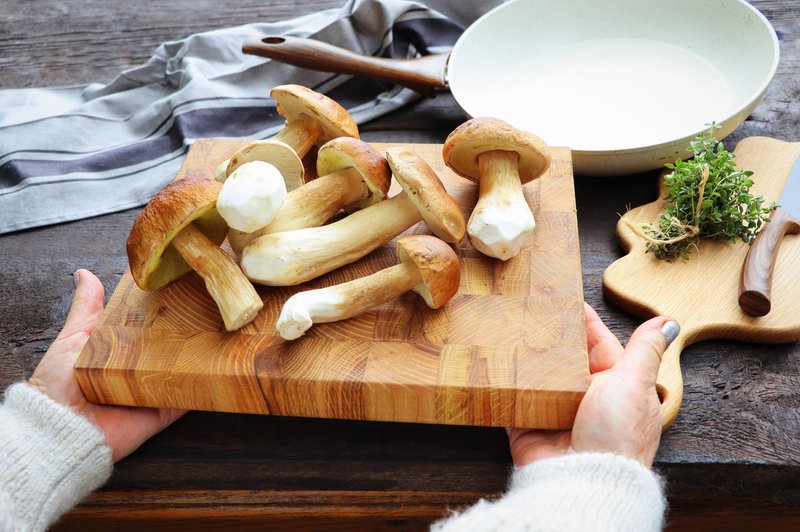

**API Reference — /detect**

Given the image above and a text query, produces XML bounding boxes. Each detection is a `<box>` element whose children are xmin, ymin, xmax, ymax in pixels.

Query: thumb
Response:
<box><xmin>57</xmin><ymin>269</ymin><xmax>106</xmax><ymax>341</ymax></box>
<box><xmin>614</xmin><ymin>317</ymin><xmax>680</xmax><ymax>385</ymax></box>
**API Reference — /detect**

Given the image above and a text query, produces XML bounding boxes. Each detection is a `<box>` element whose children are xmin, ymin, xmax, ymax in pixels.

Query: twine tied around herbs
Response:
<box><xmin>626</xmin><ymin>164</ymin><xmax>710</xmax><ymax>245</ymax></box>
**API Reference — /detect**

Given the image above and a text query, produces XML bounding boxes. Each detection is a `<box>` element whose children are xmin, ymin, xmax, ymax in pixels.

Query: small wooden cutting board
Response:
<box><xmin>604</xmin><ymin>137</ymin><xmax>800</xmax><ymax>428</ymax></box>
<box><xmin>75</xmin><ymin>140</ymin><xmax>588</xmax><ymax>429</ymax></box>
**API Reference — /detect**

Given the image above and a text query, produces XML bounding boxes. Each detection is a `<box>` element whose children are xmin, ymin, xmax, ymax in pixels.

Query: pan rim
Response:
<box><xmin>446</xmin><ymin>0</ymin><xmax>780</xmax><ymax>163</ymax></box>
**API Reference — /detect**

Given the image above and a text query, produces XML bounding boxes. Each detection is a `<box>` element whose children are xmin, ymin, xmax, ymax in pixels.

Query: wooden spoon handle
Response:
<box><xmin>242</xmin><ymin>36</ymin><xmax>449</xmax><ymax>97</ymax></box>
<box><xmin>739</xmin><ymin>209</ymin><xmax>800</xmax><ymax>317</ymax></box>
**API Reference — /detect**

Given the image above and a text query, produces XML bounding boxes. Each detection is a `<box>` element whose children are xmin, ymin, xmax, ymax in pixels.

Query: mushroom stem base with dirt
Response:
<box><xmin>469</xmin><ymin>150</ymin><xmax>535</xmax><ymax>260</ymax></box>
<box><xmin>171</xmin><ymin>223</ymin><xmax>263</xmax><ymax>331</ymax></box>
<box><xmin>242</xmin><ymin>191</ymin><xmax>421</xmax><ymax>286</ymax></box>
<box><xmin>276</xmin><ymin>260</ymin><xmax>422</xmax><ymax>340</ymax></box>
<box><xmin>228</xmin><ymin>167</ymin><xmax>370</xmax><ymax>255</ymax></box>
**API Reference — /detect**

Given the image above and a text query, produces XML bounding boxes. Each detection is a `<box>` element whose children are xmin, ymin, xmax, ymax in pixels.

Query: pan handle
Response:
<box><xmin>243</xmin><ymin>36</ymin><xmax>449</xmax><ymax>97</ymax></box>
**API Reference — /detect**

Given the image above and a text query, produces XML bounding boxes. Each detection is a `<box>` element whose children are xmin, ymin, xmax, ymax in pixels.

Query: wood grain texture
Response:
<box><xmin>74</xmin><ymin>140</ymin><xmax>588</xmax><ymax>429</ymax></box>
<box><xmin>604</xmin><ymin>138</ymin><xmax>800</xmax><ymax>428</ymax></box>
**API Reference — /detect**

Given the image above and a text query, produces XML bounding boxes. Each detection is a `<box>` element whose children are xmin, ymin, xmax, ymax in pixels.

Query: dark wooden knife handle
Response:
<box><xmin>739</xmin><ymin>209</ymin><xmax>800</xmax><ymax>316</ymax></box>
<box><xmin>242</xmin><ymin>36</ymin><xmax>449</xmax><ymax>97</ymax></box>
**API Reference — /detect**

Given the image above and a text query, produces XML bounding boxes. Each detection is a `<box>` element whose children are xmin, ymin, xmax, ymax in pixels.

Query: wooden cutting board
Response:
<box><xmin>75</xmin><ymin>139</ymin><xmax>588</xmax><ymax>429</ymax></box>
<box><xmin>604</xmin><ymin>137</ymin><xmax>800</xmax><ymax>428</ymax></box>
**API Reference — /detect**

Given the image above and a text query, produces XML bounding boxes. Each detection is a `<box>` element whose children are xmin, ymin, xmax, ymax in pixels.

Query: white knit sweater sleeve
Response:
<box><xmin>431</xmin><ymin>452</ymin><xmax>665</xmax><ymax>532</ymax></box>
<box><xmin>0</xmin><ymin>383</ymin><xmax>113</xmax><ymax>532</ymax></box>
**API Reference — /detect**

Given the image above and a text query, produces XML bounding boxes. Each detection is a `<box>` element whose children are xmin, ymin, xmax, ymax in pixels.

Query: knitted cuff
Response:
<box><xmin>0</xmin><ymin>383</ymin><xmax>113</xmax><ymax>531</ymax></box>
<box><xmin>432</xmin><ymin>452</ymin><xmax>665</xmax><ymax>532</ymax></box>
<box><xmin>509</xmin><ymin>452</ymin><xmax>666</xmax><ymax>531</ymax></box>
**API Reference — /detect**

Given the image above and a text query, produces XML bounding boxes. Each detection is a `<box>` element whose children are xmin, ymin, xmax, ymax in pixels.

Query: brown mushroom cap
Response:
<box><xmin>127</xmin><ymin>177</ymin><xmax>228</xmax><ymax>292</ymax></box>
<box><xmin>385</xmin><ymin>147</ymin><xmax>466</xmax><ymax>244</ymax></box>
<box><xmin>317</xmin><ymin>137</ymin><xmax>391</xmax><ymax>209</ymax></box>
<box><xmin>442</xmin><ymin>117</ymin><xmax>552</xmax><ymax>184</ymax></box>
<box><xmin>397</xmin><ymin>235</ymin><xmax>460</xmax><ymax>309</ymax></box>
<box><xmin>271</xmin><ymin>84</ymin><xmax>359</xmax><ymax>145</ymax></box>
<box><xmin>225</xmin><ymin>140</ymin><xmax>305</xmax><ymax>191</ymax></box>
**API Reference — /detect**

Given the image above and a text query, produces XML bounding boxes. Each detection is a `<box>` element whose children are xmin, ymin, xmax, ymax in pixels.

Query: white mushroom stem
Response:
<box><xmin>170</xmin><ymin>223</ymin><xmax>263</xmax><ymax>331</ymax></box>
<box><xmin>242</xmin><ymin>191</ymin><xmax>421</xmax><ymax>286</ymax></box>
<box><xmin>468</xmin><ymin>150</ymin><xmax>535</xmax><ymax>260</ymax></box>
<box><xmin>274</xmin><ymin>114</ymin><xmax>324</xmax><ymax>159</ymax></box>
<box><xmin>276</xmin><ymin>260</ymin><xmax>422</xmax><ymax>340</ymax></box>
<box><xmin>216</xmin><ymin>161</ymin><xmax>287</xmax><ymax>233</ymax></box>
<box><xmin>228</xmin><ymin>167</ymin><xmax>371</xmax><ymax>255</ymax></box>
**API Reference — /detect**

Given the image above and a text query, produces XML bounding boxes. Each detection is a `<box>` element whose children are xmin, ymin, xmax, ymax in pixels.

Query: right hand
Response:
<box><xmin>508</xmin><ymin>303</ymin><xmax>679</xmax><ymax>468</ymax></box>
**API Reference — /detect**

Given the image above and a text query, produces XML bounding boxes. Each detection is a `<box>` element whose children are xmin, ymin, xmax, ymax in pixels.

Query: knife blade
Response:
<box><xmin>739</xmin><ymin>151</ymin><xmax>800</xmax><ymax>317</ymax></box>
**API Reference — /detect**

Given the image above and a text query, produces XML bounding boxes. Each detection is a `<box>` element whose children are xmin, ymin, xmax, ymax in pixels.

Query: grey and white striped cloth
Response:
<box><xmin>0</xmin><ymin>0</ymin><xmax>500</xmax><ymax>235</ymax></box>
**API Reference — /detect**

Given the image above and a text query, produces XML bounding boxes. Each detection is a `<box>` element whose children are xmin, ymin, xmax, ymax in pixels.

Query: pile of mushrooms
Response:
<box><xmin>227</xmin><ymin>137</ymin><xmax>391</xmax><ymax>255</ymax></box>
<box><xmin>128</xmin><ymin>84</ymin><xmax>363</xmax><ymax>332</ymax></box>
<box><xmin>128</xmin><ymin>84</ymin><xmax>554</xmax><ymax>337</ymax></box>
<box><xmin>240</xmin><ymin>146</ymin><xmax>464</xmax><ymax>286</ymax></box>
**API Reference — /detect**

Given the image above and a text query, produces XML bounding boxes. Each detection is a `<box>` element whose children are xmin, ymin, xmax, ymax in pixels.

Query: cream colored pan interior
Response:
<box><xmin>448</xmin><ymin>0</ymin><xmax>779</xmax><ymax>175</ymax></box>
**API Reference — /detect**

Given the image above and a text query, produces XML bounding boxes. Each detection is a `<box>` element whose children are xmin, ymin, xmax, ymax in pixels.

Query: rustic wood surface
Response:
<box><xmin>75</xmin><ymin>140</ymin><xmax>587</xmax><ymax>429</ymax></box>
<box><xmin>1</xmin><ymin>0</ymin><xmax>799</xmax><ymax>529</ymax></box>
<box><xmin>604</xmin><ymin>137</ymin><xmax>800</xmax><ymax>428</ymax></box>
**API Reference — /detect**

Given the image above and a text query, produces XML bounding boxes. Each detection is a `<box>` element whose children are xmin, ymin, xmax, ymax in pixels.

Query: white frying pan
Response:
<box><xmin>244</xmin><ymin>0</ymin><xmax>779</xmax><ymax>176</ymax></box>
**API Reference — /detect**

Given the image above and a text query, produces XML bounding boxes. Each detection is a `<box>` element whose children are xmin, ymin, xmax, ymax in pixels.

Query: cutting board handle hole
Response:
<box><xmin>656</xmin><ymin>383</ymin><xmax>667</xmax><ymax>404</ymax></box>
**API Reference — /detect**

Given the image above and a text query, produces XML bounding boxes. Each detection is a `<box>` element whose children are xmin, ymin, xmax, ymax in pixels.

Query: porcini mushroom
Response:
<box><xmin>126</xmin><ymin>176</ymin><xmax>263</xmax><ymax>331</ymax></box>
<box><xmin>276</xmin><ymin>235</ymin><xmax>460</xmax><ymax>340</ymax></box>
<box><xmin>271</xmin><ymin>84</ymin><xmax>359</xmax><ymax>160</ymax></box>
<box><xmin>241</xmin><ymin>146</ymin><xmax>465</xmax><ymax>286</ymax></box>
<box><xmin>443</xmin><ymin>117</ymin><xmax>551</xmax><ymax>260</ymax></box>
<box><xmin>227</xmin><ymin>137</ymin><xmax>391</xmax><ymax>255</ymax></box>
<box><xmin>214</xmin><ymin>139</ymin><xmax>304</xmax><ymax>190</ymax></box>
<box><xmin>216</xmin><ymin>161</ymin><xmax>288</xmax><ymax>233</ymax></box>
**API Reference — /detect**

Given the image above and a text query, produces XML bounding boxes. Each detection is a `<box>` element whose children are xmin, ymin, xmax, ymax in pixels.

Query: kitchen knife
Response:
<box><xmin>739</xmin><ymin>152</ymin><xmax>800</xmax><ymax>317</ymax></box>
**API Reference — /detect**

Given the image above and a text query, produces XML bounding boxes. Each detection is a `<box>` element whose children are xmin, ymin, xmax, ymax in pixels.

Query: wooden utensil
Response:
<box><xmin>739</xmin><ymin>152</ymin><xmax>800</xmax><ymax>316</ymax></box>
<box><xmin>74</xmin><ymin>140</ymin><xmax>588</xmax><ymax>429</ymax></box>
<box><xmin>604</xmin><ymin>137</ymin><xmax>800</xmax><ymax>429</ymax></box>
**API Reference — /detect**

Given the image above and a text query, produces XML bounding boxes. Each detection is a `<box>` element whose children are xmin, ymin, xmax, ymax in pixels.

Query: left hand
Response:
<box><xmin>29</xmin><ymin>269</ymin><xmax>186</xmax><ymax>462</ymax></box>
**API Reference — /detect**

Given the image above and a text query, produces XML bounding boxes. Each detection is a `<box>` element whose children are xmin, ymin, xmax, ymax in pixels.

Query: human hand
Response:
<box><xmin>508</xmin><ymin>303</ymin><xmax>679</xmax><ymax>468</ymax></box>
<box><xmin>29</xmin><ymin>269</ymin><xmax>186</xmax><ymax>462</ymax></box>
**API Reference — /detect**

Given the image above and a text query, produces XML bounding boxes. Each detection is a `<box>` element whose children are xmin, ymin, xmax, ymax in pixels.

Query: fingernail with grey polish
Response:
<box><xmin>73</xmin><ymin>271</ymin><xmax>81</xmax><ymax>289</ymax></box>
<box><xmin>661</xmin><ymin>321</ymin><xmax>680</xmax><ymax>346</ymax></box>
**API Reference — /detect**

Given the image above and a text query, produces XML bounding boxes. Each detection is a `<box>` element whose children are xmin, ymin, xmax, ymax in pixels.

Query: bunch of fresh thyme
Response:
<box><xmin>637</xmin><ymin>124</ymin><xmax>777</xmax><ymax>260</ymax></box>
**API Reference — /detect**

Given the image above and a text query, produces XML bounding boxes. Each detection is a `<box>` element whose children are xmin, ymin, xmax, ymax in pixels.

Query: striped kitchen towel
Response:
<box><xmin>0</xmin><ymin>0</ymin><xmax>500</xmax><ymax>234</ymax></box>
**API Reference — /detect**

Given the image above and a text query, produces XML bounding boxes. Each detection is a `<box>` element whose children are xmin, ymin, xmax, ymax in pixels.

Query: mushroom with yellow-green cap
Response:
<box><xmin>227</xmin><ymin>137</ymin><xmax>391</xmax><ymax>255</ymax></box>
<box><xmin>276</xmin><ymin>235</ymin><xmax>460</xmax><ymax>340</ymax></box>
<box><xmin>241</xmin><ymin>146</ymin><xmax>465</xmax><ymax>286</ymax></box>
<box><xmin>443</xmin><ymin>117</ymin><xmax>551</xmax><ymax>261</ymax></box>
<box><xmin>126</xmin><ymin>176</ymin><xmax>263</xmax><ymax>331</ymax></box>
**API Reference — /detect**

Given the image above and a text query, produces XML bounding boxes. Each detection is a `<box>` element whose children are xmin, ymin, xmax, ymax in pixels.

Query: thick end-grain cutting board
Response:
<box><xmin>75</xmin><ymin>140</ymin><xmax>588</xmax><ymax>429</ymax></box>
<box><xmin>604</xmin><ymin>137</ymin><xmax>800</xmax><ymax>429</ymax></box>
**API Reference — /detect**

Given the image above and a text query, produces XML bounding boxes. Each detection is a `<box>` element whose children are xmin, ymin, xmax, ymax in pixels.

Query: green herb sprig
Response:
<box><xmin>638</xmin><ymin>124</ymin><xmax>777</xmax><ymax>260</ymax></box>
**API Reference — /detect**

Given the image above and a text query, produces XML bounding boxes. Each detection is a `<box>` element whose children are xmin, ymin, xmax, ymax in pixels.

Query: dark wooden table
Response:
<box><xmin>1</xmin><ymin>1</ymin><xmax>799</xmax><ymax>530</ymax></box>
